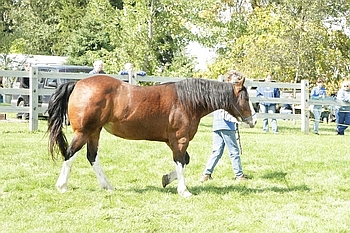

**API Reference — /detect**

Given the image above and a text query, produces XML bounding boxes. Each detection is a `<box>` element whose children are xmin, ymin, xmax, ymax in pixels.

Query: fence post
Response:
<box><xmin>301</xmin><ymin>80</ymin><xmax>309</xmax><ymax>133</ymax></box>
<box><xmin>29</xmin><ymin>66</ymin><xmax>39</xmax><ymax>131</ymax></box>
<box><xmin>126</xmin><ymin>63</ymin><xmax>137</xmax><ymax>85</ymax></box>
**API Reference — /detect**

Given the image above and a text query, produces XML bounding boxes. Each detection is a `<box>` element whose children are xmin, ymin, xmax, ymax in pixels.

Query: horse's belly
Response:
<box><xmin>103</xmin><ymin>122</ymin><xmax>167</xmax><ymax>142</ymax></box>
<box><xmin>103</xmin><ymin>122</ymin><xmax>115</xmax><ymax>135</ymax></box>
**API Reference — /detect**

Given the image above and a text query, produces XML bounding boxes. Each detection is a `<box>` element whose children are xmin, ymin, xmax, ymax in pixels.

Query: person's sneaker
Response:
<box><xmin>236</xmin><ymin>174</ymin><xmax>248</xmax><ymax>181</ymax></box>
<box><xmin>200</xmin><ymin>174</ymin><xmax>212</xmax><ymax>182</ymax></box>
<box><xmin>336</xmin><ymin>130</ymin><xmax>344</xmax><ymax>135</ymax></box>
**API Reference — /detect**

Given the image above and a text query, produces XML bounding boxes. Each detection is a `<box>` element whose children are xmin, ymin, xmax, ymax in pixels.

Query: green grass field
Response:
<box><xmin>1</xmin><ymin>114</ymin><xmax>350</xmax><ymax>232</ymax></box>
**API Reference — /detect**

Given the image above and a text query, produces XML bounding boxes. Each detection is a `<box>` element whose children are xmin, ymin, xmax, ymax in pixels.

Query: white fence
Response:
<box><xmin>0</xmin><ymin>68</ymin><xmax>348</xmax><ymax>132</ymax></box>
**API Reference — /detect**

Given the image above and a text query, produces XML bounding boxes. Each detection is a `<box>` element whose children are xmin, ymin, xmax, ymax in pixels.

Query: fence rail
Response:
<box><xmin>1</xmin><ymin>68</ymin><xmax>349</xmax><ymax>132</ymax></box>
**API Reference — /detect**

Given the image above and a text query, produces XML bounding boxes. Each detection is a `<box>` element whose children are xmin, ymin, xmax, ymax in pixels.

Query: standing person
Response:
<box><xmin>310</xmin><ymin>78</ymin><xmax>327</xmax><ymax>134</ymax></box>
<box><xmin>256</xmin><ymin>74</ymin><xmax>280</xmax><ymax>133</ymax></box>
<box><xmin>89</xmin><ymin>60</ymin><xmax>105</xmax><ymax>74</ymax></box>
<box><xmin>335</xmin><ymin>80</ymin><xmax>350</xmax><ymax>135</ymax></box>
<box><xmin>119</xmin><ymin>63</ymin><xmax>147</xmax><ymax>76</ymax></box>
<box><xmin>17</xmin><ymin>62</ymin><xmax>32</xmax><ymax>120</ymax></box>
<box><xmin>200</xmin><ymin>71</ymin><xmax>248</xmax><ymax>182</ymax></box>
<box><xmin>280</xmin><ymin>103</ymin><xmax>293</xmax><ymax>115</ymax></box>
<box><xmin>0</xmin><ymin>77</ymin><xmax>3</xmax><ymax>103</ymax></box>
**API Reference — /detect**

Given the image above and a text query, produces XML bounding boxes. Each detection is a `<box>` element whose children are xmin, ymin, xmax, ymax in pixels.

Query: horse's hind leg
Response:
<box><xmin>56</xmin><ymin>132</ymin><xmax>86</xmax><ymax>193</ymax></box>
<box><xmin>56</xmin><ymin>154</ymin><xmax>78</xmax><ymax>193</ymax></box>
<box><xmin>87</xmin><ymin>129</ymin><xmax>114</xmax><ymax>191</ymax></box>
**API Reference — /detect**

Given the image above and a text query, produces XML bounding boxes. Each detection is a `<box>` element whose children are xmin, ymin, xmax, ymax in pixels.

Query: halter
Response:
<box><xmin>231</xmin><ymin>103</ymin><xmax>256</xmax><ymax>124</ymax></box>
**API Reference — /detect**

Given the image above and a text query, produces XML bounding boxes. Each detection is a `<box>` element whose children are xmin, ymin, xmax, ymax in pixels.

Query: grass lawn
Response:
<box><xmin>0</xmin><ymin>114</ymin><xmax>349</xmax><ymax>232</ymax></box>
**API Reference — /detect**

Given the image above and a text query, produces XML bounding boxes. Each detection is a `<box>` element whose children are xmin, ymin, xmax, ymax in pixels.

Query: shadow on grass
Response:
<box><xmin>262</xmin><ymin>171</ymin><xmax>288</xmax><ymax>181</ymax></box>
<box><xmin>78</xmin><ymin>171</ymin><xmax>309</xmax><ymax>196</ymax></box>
<box><xmin>125</xmin><ymin>170</ymin><xmax>309</xmax><ymax>195</ymax></box>
<box><xmin>127</xmin><ymin>180</ymin><xmax>310</xmax><ymax>196</ymax></box>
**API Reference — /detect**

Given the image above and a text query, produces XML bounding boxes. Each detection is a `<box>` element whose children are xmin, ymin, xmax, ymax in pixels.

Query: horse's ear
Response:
<box><xmin>234</xmin><ymin>77</ymin><xmax>245</xmax><ymax>92</ymax></box>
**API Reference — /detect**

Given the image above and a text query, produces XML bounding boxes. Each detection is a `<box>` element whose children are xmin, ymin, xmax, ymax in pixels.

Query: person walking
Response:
<box><xmin>256</xmin><ymin>74</ymin><xmax>280</xmax><ymax>133</ymax></box>
<box><xmin>200</xmin><ymin>71</ymin><xmax>248</xmax><ymax>182</ymax></box>
<box><xmin>335</xmin><ymin>80</ymin><xmax>350</xmax><ymax>135</ymax></box>
<box><xmin>310</xmin><ymin>78</ymin><xmax>327</xmax><ymax>134</ymax></box>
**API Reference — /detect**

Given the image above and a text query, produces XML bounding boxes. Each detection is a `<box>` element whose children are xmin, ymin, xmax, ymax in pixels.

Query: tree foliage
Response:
<box><xmin>0</xmin><ymin>0</ymin><xmax>349</xmax><ymax>88</ymax></box>
<box><xmin>205</xmin><ymin>0</ymin><xmax>350</xmax><ymax>91</ymax></box>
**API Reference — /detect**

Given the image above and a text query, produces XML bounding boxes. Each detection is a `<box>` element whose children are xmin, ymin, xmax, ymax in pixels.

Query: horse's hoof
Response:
<box><xmin>56</xmin><ymin>184</ymin><xmax>68</xmax><ymax>193</ymax></box>
<box><xmin>178</xmin><ymin>190</ymin><xmax>192</xmax><ymax>198</ymax></box>
<box><xmin>102</xmin><ymin>186</ymin><xmax>115</xmax><ymax>192</ymax></box>
<box><xmin>162</xmin><ymin>174</ymin><xmax>169</xmax><ymax>188</ymax></box>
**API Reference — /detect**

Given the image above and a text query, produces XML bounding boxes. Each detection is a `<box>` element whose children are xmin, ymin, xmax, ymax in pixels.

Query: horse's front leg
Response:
<box><xmin>174</xmin><ymin>161</ymin><xmax>192</xmax><ymax>197</ymax></box>
<box><xmin>162</xmin><ymin>151</ymin><xmax>190</xmax><ymax>188</ymax></box>
<box><xmin>162</xmin><ymin>170</ymin><xmax>177</xmax><ymax>188</ymax></box>
<box><xmin>163</xmin><ymin>150</ymin><xmax>192</xmax><ymax>197</ymax></box>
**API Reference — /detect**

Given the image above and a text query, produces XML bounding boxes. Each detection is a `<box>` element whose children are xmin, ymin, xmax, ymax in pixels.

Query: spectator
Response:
<box><xmin>119</xmin><ymin>63</ymin><xmax>146</xmax><ymax>76</ymax></box>
<box><xmin>310</xmin><ymin>78</ymin><xmax>327</xmax><ymax>134</ymax></box>
<box><xmin>0</xmin><ymin>77</ymin><xmax>2</xmax><ymax>103</ymax></box>
<box><xmin>200</xmin><ymin>71</ymin><xmax>248</xmax><ymax>183</ymax></box>
<box><xmin>256</xmin><ymin>74</ymin><xmax>280</xmax><ymax>133</ymax></box>
<box><xmin>280</xmin><ymin>103</ymin><xmax>293</xmax><ymax>115</ymax></box>
<box><xmin>335</xmin><ymin>80</ymin><xmax>350</xmax><ymax>135</ymax></box>
<box><xmin>17</xmin><ymin>62</ymin><xmax>32</xmax><ymax>120</ymax></box>
<box><xmin>89</xmin><ymin>60</ymin><xmax>105</xmax><ymax>74</ymax></box>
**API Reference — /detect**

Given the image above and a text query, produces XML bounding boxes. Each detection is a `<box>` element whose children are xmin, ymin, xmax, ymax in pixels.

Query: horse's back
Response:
<box><xmin>67</xmin><ymin>75</ymin><xmax>181</xmax><ymax>141</ymax></box>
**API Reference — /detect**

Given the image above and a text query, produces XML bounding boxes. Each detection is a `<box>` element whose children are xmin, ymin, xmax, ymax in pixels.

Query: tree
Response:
<box><xmin>204</xmin><ymin>0</ymin><xmax>350</xmax><ymax>89</ymax></box>
<box><xmin>66</xmin><ymin>0</ymin><xmax>117</xmax><ymax>67</ymax></box>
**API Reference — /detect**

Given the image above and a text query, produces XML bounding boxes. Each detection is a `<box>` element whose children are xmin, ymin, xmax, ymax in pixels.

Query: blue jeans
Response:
<box><xmin>203</xmin><ymin>130</ymin><xmax>243</xmax><ymax>177</ymax></box>
<box><xmin>312</xmin><ymin>105</ymin><xmax>322</xmax><ymax>133</ymax></box>
<box><xmin>336</xmin><ymin>109</ymin><xmax>350</xmax><ymax>135</ymax></box>
<box><xmin>259</xmin><ymin>104</ymin><xmax>278</xmax><ymax>132</ymax></box>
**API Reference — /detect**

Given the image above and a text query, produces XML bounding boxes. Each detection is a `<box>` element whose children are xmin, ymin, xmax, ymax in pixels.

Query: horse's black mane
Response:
<box><xmin>175</xmin><ymin>78</ymin><xmax>247</xmax><ymax>112</ymax></box>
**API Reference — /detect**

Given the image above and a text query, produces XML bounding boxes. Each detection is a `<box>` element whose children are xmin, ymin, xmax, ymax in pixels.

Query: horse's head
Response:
<box><xmin>227</xmin><ymin>71</ymin><xmax>257</xmax><ymax>128</ymax></box>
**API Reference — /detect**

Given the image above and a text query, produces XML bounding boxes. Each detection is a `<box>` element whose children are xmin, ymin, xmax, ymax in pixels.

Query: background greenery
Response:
<box><xmin>1</xmin><ymin>114</ymin><xmax>350</xmax><ymax>232</ymax></box>
<box><xmin>1</xmin><ymin>0</ymin><xmax>350</xmax><ymax>91</ymax></box>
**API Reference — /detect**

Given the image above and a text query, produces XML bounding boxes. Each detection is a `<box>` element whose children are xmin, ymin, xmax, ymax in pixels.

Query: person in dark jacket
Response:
<box><xmin>335</xmin><ymin>80</ymin><xmax>350</xmax><ymax>135</ymax></box>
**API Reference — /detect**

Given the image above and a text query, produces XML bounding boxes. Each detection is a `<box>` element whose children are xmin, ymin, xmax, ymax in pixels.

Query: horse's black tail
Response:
<box><xmin>47</xmin><ymin>81</ymin><xmax>77</xmax><ymax>160</ymax></box>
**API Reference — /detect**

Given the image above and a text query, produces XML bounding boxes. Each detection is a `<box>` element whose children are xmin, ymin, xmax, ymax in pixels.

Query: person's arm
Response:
<box><xmin>336</xmin><ymin>90</ymin><xmax>350</xmax><ymax>102</ymax></box>
<box><xmin>136</xmin><ymin>71</ymin><xmax>146</xmax><ymax>76</ymax></box>
<box><xmin>342</xmin><ymin>92</ymin><xmax>350</xmax><ymax>102</ymax></box>
<box><xmin>219</xmin><ymin>110</ymin><xmax>237</xmax><ymax>122</ymax></box>
<box><xmin>119</xmin><ymin>71</ymin><xmax>128</xmax><ymax>75</ymax></box>
<box><xmin>256</xmin><ymin>87</ymin><xmax>263</xmax><ymax>97</ymax></box>
<box><xmin>310</xmin><ymin>88</ymin><xmax>318</xmax><ymax>99</ymax></box>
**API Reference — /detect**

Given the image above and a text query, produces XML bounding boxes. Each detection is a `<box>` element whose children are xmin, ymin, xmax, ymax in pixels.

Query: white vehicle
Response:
<box><xmin>11</xmin><ymin>65</ymin><xmax>92</xmax><ymax>119</ymax></box>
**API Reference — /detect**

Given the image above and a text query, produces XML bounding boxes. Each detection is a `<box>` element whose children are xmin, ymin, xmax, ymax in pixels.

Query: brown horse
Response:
<box><xmin>47</xmin><ymin>71</ymin><xmax>256</xmax><ymax>197</ymax></box>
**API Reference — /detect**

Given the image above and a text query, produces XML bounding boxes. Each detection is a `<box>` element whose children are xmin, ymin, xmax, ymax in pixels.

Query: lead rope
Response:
<box><xmin>235</xmin><ymin>123</ymin><xmax>243</xmax><ymax>155</ymax></box>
